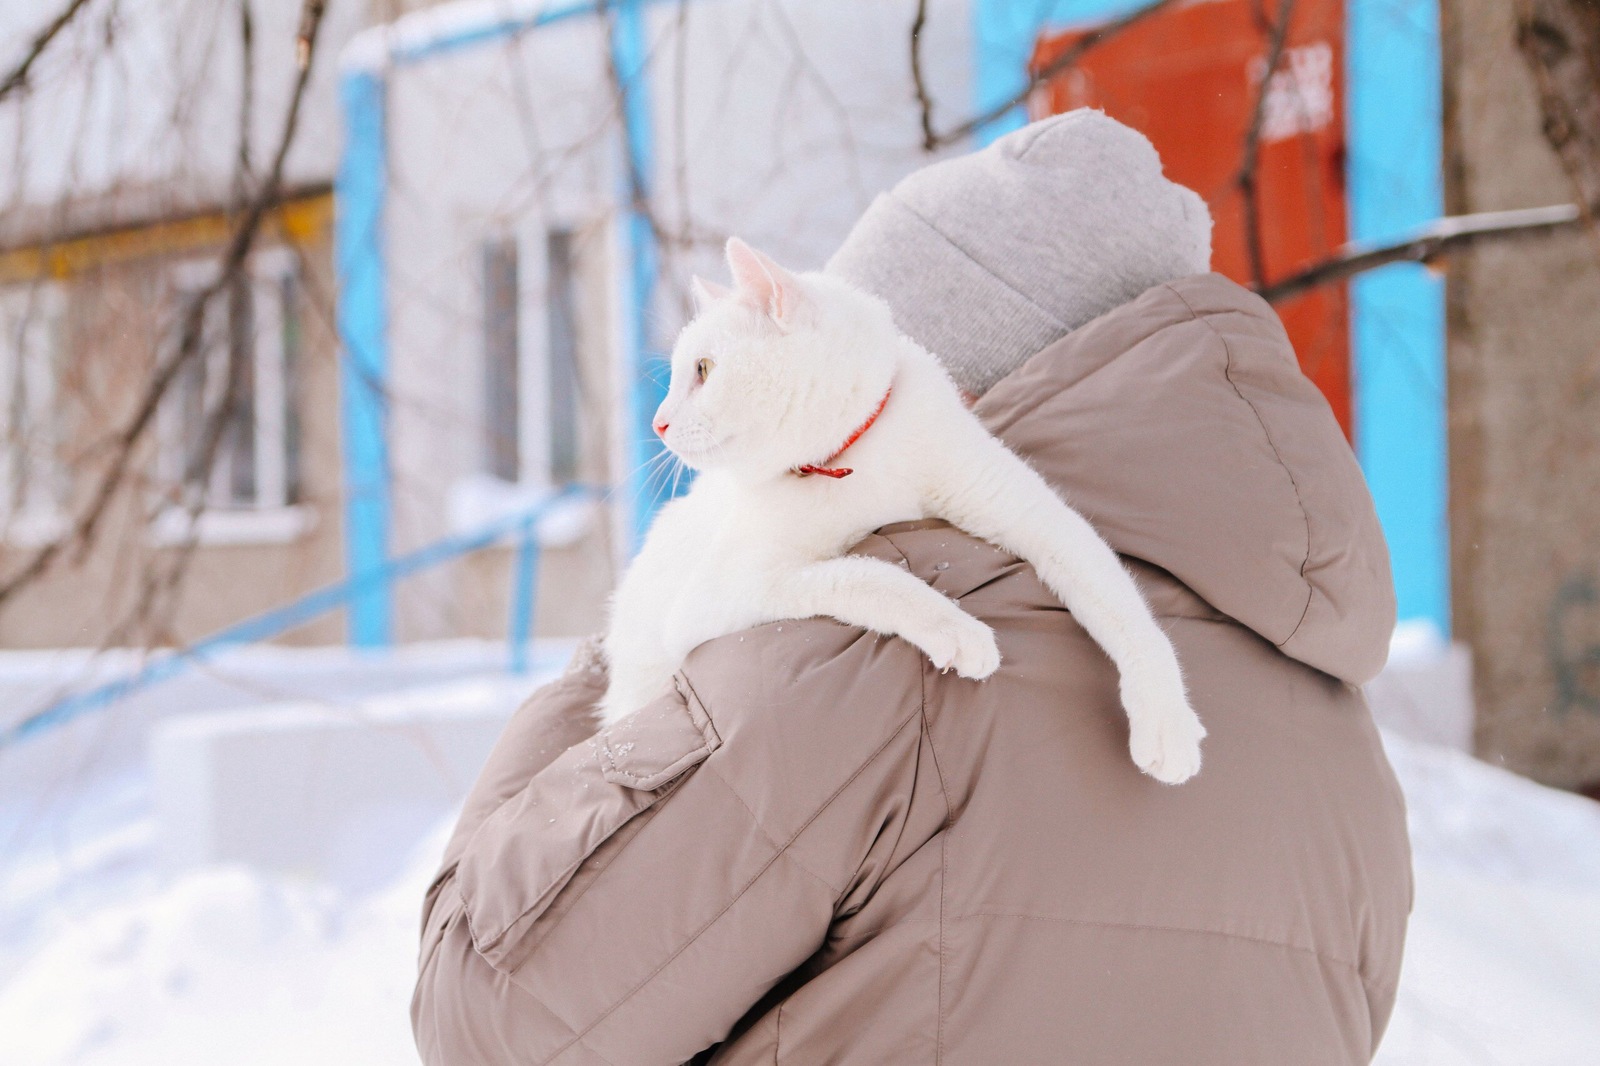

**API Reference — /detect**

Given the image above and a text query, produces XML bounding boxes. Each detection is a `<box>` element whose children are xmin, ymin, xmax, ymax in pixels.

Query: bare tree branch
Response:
<box><xmin>0</xmin><ymin>0</ymin><xmax>331</xmax><ymax>612</ymax></box>
<box><xmin>924</xmin><ymin>0</ymin><xmax>1181</xmax><ymax>150</ymax></box>
<box><xmin>1237</xmin><ymin>0</ymin><xmax>1298</xmax><ymax>290</ymax></box>
<box><xmin>910</xmin><ymin>0</ymin><xmax>936</xmax><ymax>152</ymax></box>
<box><xmin>296</xmin><ymin>0</ymin><xmax>325</xmax><ymax>71</ymax></box>
<box><xmin>0</xmin><ymin>0</ymin><xmax>95</xmax><ymax>104</ymax></box>
<box><xmin>1256</xmin><ymin>203</ymin><xmax>1583</xmax><ymax>304</ymax></box>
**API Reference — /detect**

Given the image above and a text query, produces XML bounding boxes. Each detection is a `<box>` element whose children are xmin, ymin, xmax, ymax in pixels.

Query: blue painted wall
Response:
<box><xmin>972</xmin><ymin>0</ymin><xmax>1449</xmax><ymax>634</ymax></box>
<box><xmin>610</xmin><ymin>0</ymin><xmax>675</xmax><ymax>551</ymax></box>
<box><xmin>1346</xmin><ymin>0</ymin><xmax>1448</xmax><ymax>634</ymax></box>
<box><xmin>334</xmin><ymin>69</ymin><xmax>394</xmax><ymax>646</ymax></box>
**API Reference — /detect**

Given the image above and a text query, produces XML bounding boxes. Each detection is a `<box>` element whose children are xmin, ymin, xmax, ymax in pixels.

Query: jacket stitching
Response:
<box><xmin>538</xmin><ymin>654</ymin><xmax>927</xmax><ymax>1064</ymax></box>
<box><xmin>574</xmin><ymin>1037</ymin><xmax>620</xmax><ymax>1066</ymax></box>
<box><xmin>951</xmin><ymin>911</ymin><xmax>1359</xmax><ymax>971</ymax></box>
<box><xmin>882</xmin><ymin>525</ymin><xmax>954</xmax><ymax>1066</ymax></box>
<box><xmin>446</xmin><ymin>889</ymin><xmax>584</xmax><ymax>1047</ymax></box>
<box><xmin>704</xmin><ymin>764</ymin><xmax>846</xmax><ymax>896</ymax></box>
<box><xmin>475</xmin><ymin>774</ymin><xmax>684</xmax><ymax>959</ymax></box>
<box><xmin>1161</xmin><ymin>283</ymin><xmax>1316</xmax><ymax>646</ymax></box>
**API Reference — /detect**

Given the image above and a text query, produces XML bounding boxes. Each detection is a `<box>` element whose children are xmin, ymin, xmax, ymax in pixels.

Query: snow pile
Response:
<box><xmin>1377</xmin><ymin>732</ymin><xmax>1600</xmax><ymax>1065</ymax></box>
<box><xmin>0</xmin><ymin>827</ymin><xmax>445</xmax><ymax>1066</ymax></box>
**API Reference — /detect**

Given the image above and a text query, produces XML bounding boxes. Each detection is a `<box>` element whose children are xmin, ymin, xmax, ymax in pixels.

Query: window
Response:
<box><xmin>545</xmin><ymin>229</ymin><xmax>581</xmax><ymax>485</ymax></box>
<box><xmin>156</xmin><ymin>248</ymin><xmax>307</xmax><ymax>543</ymax></box>
<box><xmin>479</xmin><ymin>229</ymin><xmax>584</xmax><ymax>488</ymax></box>
<box><xmin>483</xmin><ymin>236</ymin><xmax>521</xmax><ymax>483</ymax></box>
<box><xmin>0</xmin><ymin>283</ymin><xmax>67</xmax><ymax>546</ymax></box>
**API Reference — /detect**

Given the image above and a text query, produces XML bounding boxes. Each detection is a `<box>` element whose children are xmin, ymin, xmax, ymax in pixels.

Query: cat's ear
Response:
<box><xmin>725</xmin><ymin>237</ymin><xmax>804</xmax><ymax>328</ymax></box>
<box><xmin>690</xmin><ymin>275</ymin><xmax>731</xmax><ymax>314</ymax></box>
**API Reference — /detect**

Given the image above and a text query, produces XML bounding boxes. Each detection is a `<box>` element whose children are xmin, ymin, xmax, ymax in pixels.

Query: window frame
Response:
<box><xmin>0</xmin><ymin>281</ymin><xmax>69</xmax><ymax>548</ymax></box>
<box><xmin>153</xmin><ymin>247</ymin><xmax>311</xmax><ymax>546</ymax></box>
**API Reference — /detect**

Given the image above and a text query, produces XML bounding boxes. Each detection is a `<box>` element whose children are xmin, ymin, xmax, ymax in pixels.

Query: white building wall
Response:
<box><xmin>377</xmin><ymin>0</ymin><xmax>975</xmax><ymax>636</ymax></box>
<box><xmin>0</xmin><ymin>0</ymin><xmax>374</xmax><ymax>241</ymax></box>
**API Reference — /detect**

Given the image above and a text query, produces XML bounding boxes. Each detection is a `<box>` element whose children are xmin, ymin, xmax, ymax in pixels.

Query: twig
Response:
<box><xmin>0</xmin><ymin>0</ymin><xmax>95</xmax><ymax>104</ymax></box>
<box><xmin>910</xmin><ymin>0</ymin><xmax>935</xmax><ymax>151</ymax></box>
<box><xmin>296</xmin><ymin>0</ymin><xmax>325</xmax><ymax>71</ymax></box>
<box><xmin>1237</xmin><ymin>0</ymin><xmax>1297</xmax><ymax>290</ymax></box>
<box><xmin>1256</xmin><ymin>203</ymin><xmax>1583</xmax><ymax>304</ymax></box>
<box><xmin>926</xmin><ymin>0</ymin><xmax>1181</xmax><ymax>149</ymax></box>
<box><xmin>237</xmin><ymin>0</ymin><xmax>256</xmax><ymax>194</ymax></box>
<box><xmin>0</xmin><ymin>0</ymin><xmax>331</xmax><ymax>611</ymax></box>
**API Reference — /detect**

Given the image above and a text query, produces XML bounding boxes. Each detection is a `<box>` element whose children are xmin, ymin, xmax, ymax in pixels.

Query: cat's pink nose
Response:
<box><xmin>653</xmin><ymin>420</ymin><xmax>669</xmax><ymax>437</ymax></box>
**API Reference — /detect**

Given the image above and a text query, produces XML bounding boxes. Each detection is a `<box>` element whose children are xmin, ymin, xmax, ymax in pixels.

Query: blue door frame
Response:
<box><xmin>333</xmin><ymin>0</ymin><xmax>666</xmax><ymax>645</ymax></box>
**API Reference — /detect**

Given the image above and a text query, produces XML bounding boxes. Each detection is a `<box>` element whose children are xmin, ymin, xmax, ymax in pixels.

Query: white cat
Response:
<box><xmin>601</xmin><ymin>238</ymin><xmax>1205</xmax><ymax>784</ymax></box>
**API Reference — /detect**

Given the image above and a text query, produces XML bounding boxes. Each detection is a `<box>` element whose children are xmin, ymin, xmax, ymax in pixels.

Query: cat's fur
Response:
<box><xmin>601</xmin><ymin>239</ymin><xmax>1205</xmax><ymax>783</ymax></box>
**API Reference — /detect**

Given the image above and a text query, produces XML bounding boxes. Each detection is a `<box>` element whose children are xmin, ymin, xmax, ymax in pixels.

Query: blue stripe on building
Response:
<box><xmin>1347</xmin><ymin>0</ymin><xmax>1449</xmax><ymax>634</ymax></box>
<box><xmin>334</xmin><ymin>68</ymin><xmax>393</xmax><ymax>647</ymax></box>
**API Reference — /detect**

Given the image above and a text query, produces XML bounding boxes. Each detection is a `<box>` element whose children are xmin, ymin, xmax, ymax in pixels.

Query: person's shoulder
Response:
<box><xmin>674</xmin><ymin>614</ymin><xmax>925</xmax><ymax>830</ymax></box>
<box><xmin>679</xmin><ymin>610</ymin><xmax>923</xmax><ymax>751</ymax></box>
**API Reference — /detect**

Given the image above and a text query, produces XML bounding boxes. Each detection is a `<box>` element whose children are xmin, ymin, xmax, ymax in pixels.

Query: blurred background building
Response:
<box><xmin>5</xmin><ymin>0</ymin><xmax>1595</xmax><ymax>789</ymax></box>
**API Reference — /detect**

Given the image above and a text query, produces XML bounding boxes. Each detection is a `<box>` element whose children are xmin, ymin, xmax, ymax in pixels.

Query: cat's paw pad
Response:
<box><xmin>1125</xmin><ymin>690</ymin><xmax>1206</xmax><ymax>785</ymax></box>
<box><xmin>923</xmin><ymin>615</ymin><xmax>1001</xmax><ymax>680</ymax></box>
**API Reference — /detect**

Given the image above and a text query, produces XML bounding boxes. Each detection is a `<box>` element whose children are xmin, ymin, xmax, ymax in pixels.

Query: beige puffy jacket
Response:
<box><xmin>412</xmin><ymin>274</ymin><xmax>1412</xmax><ymax>1065</ymax></box>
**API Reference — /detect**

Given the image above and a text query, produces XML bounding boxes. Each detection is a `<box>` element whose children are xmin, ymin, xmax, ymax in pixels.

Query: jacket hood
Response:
<box><xmin>974</xmin><ymin>273</ymin><xmax>1396</xmax><ymax>686</ymax></box>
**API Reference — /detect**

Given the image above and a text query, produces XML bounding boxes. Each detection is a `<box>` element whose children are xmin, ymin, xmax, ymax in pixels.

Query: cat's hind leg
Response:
<box><xmin>771</xmin><ymin>556</ymin><xmax>1000</xmax><ymax>679</ymax></box>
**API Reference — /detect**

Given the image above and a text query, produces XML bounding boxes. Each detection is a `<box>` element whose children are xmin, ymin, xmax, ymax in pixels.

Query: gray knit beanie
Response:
<box><xmin>826</xmin><ymin>109</ymin><xmax>1213</xmax><ymax>396</ymax></box>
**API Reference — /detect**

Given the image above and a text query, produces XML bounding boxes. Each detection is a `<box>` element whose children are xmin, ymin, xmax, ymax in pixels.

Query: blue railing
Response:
<box><xmin>0</xmin><ymin>484</ymin><xmax>599</xmax><ymax>748</ymax></box>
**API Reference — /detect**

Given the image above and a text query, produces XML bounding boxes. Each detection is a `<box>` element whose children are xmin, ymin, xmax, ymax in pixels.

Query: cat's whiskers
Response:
<box><xmin>617</xmin><ymin>446</ymin><xmax>679</xmax><ymax>510</ymax></box>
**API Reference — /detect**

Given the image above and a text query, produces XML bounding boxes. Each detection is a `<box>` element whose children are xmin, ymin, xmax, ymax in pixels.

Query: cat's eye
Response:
<box><xmin>695</xmin><ymin>357</ymin><xmax>714</xmax><ymax>383</ymax></box>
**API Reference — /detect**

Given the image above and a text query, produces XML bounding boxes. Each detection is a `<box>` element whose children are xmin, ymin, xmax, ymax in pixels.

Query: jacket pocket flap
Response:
<box><xmin>599</xmin><ymin>677</ymin><xmax>721</xmax><ymax>790</ymax></box>
<box><xmin>455</xmin><ymin>682</ymin><xmax>718</xmax><ymax>973</ymax></box>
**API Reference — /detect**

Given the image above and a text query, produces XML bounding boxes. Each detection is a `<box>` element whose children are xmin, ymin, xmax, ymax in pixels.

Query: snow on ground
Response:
<box><xmin>0</xmin><ymin>842</ymin><xmax>440</xmax><ymax>1066</ymax></box>
<box><xmin>2</xmin><ymin>650</ymin><xmax>1598</xmax><ymax>1064</ymax></box>
<box><xmin>1375</xmin><ymin>732</ymin><xmax>1600</xmax><ymax>1065</ymax></box>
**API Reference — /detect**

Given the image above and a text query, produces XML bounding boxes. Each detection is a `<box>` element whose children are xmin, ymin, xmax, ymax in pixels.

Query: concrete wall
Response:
<box><xmin>1444</xmin><ymin>0</ymin><xmax>1600</xmax><ymax>789</ymax></box>
<box><xmin>0</xmin><ymin>227</ymin><xmax>347</xmax><ymax>649</ymax></box>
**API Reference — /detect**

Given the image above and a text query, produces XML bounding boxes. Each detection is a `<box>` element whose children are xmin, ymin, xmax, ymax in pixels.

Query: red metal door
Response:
<box><xmin>1032</xmin><ymin>0</ymin><xmax>1351</xmax><ymax>434</ymax></box>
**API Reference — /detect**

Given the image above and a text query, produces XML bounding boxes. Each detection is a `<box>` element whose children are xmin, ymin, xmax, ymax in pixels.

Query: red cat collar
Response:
<box><xmin>794</xmin><ymin>386</ymin><xmax>893</xmax><ymax>479</ymax></box>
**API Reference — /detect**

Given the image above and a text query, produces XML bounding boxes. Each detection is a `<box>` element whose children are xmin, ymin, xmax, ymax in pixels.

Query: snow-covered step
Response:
<box><xmin>148</xmin><ymin>675</ymin><xmax>554</xmax><ymax>889</ymax></box>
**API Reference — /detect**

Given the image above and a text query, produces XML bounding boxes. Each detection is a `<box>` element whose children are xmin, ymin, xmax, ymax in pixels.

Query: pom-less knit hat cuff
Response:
<box><xmin>826</xmin><ymin>194</ymin><xmax>1069</xmax><ymax>397</ymax></box>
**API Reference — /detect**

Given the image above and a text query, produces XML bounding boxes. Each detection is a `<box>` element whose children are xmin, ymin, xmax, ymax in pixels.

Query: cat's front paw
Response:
<box><xmin>919</xmin><ymin>613</ymin><xmax>1001</xmax><ymax>680</ymax></box>
<box><xmin>1124</xmin><ymin>682</ymin><xmax>1206</xmax><ymax>785</ymax></box>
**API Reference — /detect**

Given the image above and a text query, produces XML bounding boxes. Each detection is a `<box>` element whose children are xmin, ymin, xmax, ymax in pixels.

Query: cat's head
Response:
<box><xmin>654</xmin><ymin>238</ymin><xmax>899</xmax><ymax>480</ymax></box>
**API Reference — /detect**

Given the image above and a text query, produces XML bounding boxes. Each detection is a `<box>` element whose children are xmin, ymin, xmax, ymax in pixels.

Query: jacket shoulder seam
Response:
<box><xmin>1161</xmin><ymin>282</ymin><xmax>1316</xmax><ymax>646</ymax></box>
<box><xmin>878</xmin><ymin>530</ymin><xmax>953</xmax><ymax>1065</ymax></box>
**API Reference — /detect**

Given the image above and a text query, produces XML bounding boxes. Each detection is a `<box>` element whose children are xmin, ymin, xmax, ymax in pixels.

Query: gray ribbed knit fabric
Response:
<box><xmin>826</xmin><ymin>109</ymin><xmax>1213</xmax><ymax>396</ymax></box>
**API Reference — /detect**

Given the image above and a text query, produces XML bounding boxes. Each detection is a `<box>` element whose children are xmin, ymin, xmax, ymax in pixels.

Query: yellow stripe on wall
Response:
<box><xmin>0</xmin><ymin>191</ymin><xmax>333</xmax><ymax>286</ymax></box>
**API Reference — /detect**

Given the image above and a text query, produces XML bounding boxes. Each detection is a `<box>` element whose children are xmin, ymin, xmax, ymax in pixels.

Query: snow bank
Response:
<box><xmin>1375</xmin><ymin>731</ymin><xmax>1600</xmax><ymax>1065</ymax></box>
<box><xmin>0</xmin><ymin>830</ymin><xmax>443</xmax><ymax>1066</ymax></box>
